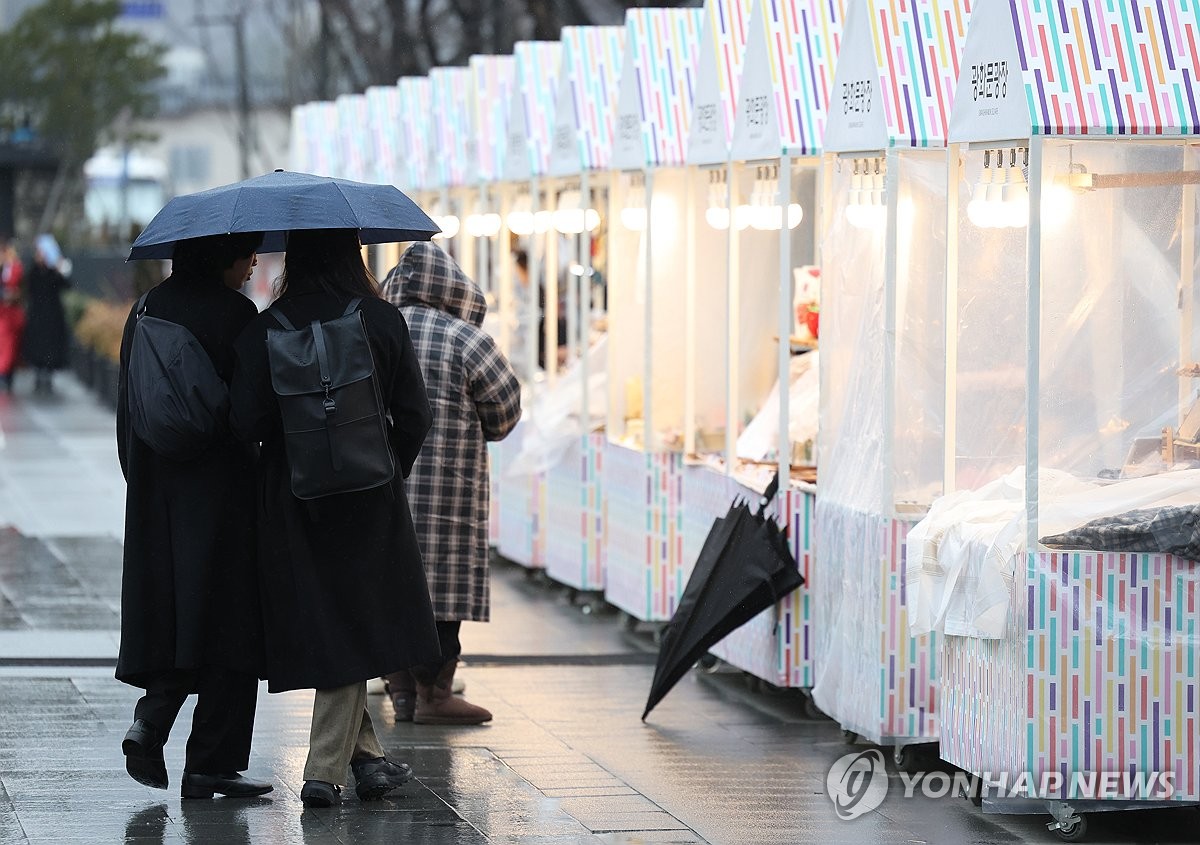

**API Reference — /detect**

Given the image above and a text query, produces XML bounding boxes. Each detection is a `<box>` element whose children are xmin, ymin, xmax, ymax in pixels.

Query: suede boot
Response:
<box><xmin>414</xmin><ymin>660</ymin><xmax>492</xmax><ymax>725</ymax></box>
<box><xmin>383</xmin><ymin>671</ymin><xmax>416</xmax><ymax>721</ymax></box>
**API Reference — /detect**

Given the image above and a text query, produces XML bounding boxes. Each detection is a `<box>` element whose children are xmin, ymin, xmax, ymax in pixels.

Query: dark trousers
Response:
<box><xmin>133</xmin><ymin>666</ymin><xmax>258</xmax><ymax>775</ymax></box>
<box><xmin>411</xmin><ymin>621</ymin><xmax>462</xmax><ymax>684</ymax></box>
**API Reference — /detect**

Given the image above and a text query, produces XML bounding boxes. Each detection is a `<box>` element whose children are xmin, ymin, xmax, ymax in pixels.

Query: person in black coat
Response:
<box><xmin>229</xmin><ymin>228</ymin><xmax>441</xmax><ymax>808</ymax></box>
<box><xmin>22</xmin><ymin>235</ymin><xmax>69</xmax><ymax>394</ymax></box>
<box><xmin>116</xmin><ymin>232</ymin><xmax>273</xmax><ymax>800</ymax></box>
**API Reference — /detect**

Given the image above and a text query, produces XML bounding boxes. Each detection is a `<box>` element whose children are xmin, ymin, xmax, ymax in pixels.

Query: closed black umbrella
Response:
<box><xmin>643</xmin><ymin>475</ymin><xmax>804</xmax><ymax>720</ymax></box>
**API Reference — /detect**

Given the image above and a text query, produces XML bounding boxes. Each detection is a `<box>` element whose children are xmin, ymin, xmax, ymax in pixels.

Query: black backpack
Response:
<box><xmin>265</xmin><ymin>298</ymin><xmax>395</xmax><ymax>500</ymax></box>
<box><xmin>126</xmin><ymin>292</ymin><xmax>230</xmax><ymax>460</ymax></box>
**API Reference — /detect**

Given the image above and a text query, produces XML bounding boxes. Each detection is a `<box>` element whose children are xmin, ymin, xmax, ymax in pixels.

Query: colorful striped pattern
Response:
<box><xmin>430</xmin><ymin>68</ymin><xmax>472</xmax><ymax>188</ymax></box>
<box><xmin>1013</xmin><ymin>0</ymin><xmax>1200</xmax><ymax>135</ymax></box>
<box><xmin>545</xmin><ymin>433</ymin><xmax>607</xmax><ymax>591</ymax></box>
<box><xmin>624</xmin><ymin>8</ymin><xmax>705</xmax><ymax>166</ymax></box>
<box><xmin>709</xmin><ymin>0</ymin><xmax>754</xmax><ymax>148</ymax></box>
<box><xmin>868</xmin><ymin>0</ymin><xmax>973</xmax><ymax>147</ymax></box>
<box><xmin>513</xmin><ymin>41</ymin><xmax>564</xmax><ymax>177</ymax></box>
<box><xmin>557</xmin><ymin>27</ymin><xmax>626</xmax><ymax>171</ymax></box>
<box><xmin>335</xmin><ymin>94</ymin><xmax>370</xmax><ymax>182</ymax></box>
<box><xmin>757</xmin><ymin>0</ymin><xmax>846</xmax><ymax>155</ymax></box>
<box><xmin>470</xmin><ymin>55</ymin><xmax>516</xmax><ymax>182</ymax></box>
<box><xmin>397</xmin><ymin>77</ymin><xmax>433</xmax><ymax>192</ymax></box>
<box><xmin>940</xmin><ymin>550</ymin><xmax>1200</xmax><ymax>801</ymax></box>
<box><xmin>487</xmin><ymin>442</ymin><xmax>502</xmax><ymax>548</ymax></box>
<box><xmin>365</xmin><ymin>86</ymin><xmax>402</xmax><ymax>184</ymax></box>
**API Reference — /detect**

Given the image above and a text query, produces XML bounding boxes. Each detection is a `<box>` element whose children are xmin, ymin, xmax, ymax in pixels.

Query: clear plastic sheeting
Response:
<box><xmin>736</xmin><ymin>351</ymin><xmax>818</xmax><ymax>464</ymax></box>
<box><xmin>505</xmin><ymin>337</ymin><xmax>607</xmax><ymax>477</ymax></box>
<box><xmin>908</xmin><ymin>467</ymin><xmax>1200</xmax><ymax>639</ymax></box>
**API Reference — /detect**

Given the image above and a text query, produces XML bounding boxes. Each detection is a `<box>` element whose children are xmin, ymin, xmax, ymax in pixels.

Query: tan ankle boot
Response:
<box><xmin>383</xmin><ymin>671</ymin><xmax>416</xmax><ymax>721</ymax></box>
<box><xmin>414</xmin><ymin>660</ymin><xmax>492</xmax><ymax>725</ymax></box>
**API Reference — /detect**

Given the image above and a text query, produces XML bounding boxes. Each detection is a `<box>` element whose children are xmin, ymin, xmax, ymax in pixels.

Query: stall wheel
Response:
<box><xmin>891</xmin><ymin>744</ymin><xmax>923</xmax><ymax>774</ymax></box>
<box><xmin>1049</xmin><ymin>814</ymin><xmax>1088</xmax><ymax>842</ymax></box>
<box><xmin>841</xmin><ymin>729</ymin><xmax>858</xmax><ymax>745</ymax></box>
<box><xmin>697</xmin><ymin>653</ymin><xmax>720</xmax><ymax>672</ymax></box>
<box><xmin>618</xmin><ymin>611</ymin><xmax>638</xmax><ymax>632</ymax></box>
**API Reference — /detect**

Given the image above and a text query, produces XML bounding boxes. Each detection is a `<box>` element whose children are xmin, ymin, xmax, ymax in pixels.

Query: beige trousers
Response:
<box><xmin>302</xmin><ymin>681</ymin><xmax>386</xmax><ymax>785</ymax></box>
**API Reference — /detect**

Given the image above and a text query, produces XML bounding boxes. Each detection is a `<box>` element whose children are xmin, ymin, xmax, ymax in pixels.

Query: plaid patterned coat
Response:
<box><xmin>383</xmin><ymin>243</ymin><xmax>521</xmax><ymax>621</ymax></box>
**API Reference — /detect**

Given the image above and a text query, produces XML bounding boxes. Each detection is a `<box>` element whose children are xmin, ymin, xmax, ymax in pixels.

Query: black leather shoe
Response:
<box><xmin>351</xmin><ymin>756</ymin><xmax>414</xmax><ymax>800</ymax></box>
<box><xmin>300</xmin><ymin>780</ymin><xmax>341</xmax><ymax>808</ymax></box>
<box><xmin>122</xmin><ymin>719</ymin><xmax>167</xmax><ymax>790</ymax></box>
<box><xmin>180</xmin><ymin>772</ymin><xmax>273</xmax><ymax>799</ymax></box>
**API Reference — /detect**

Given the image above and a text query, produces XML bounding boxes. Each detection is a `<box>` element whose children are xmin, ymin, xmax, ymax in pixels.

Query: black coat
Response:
<box><xmin>22</xmin><ymin>263</ymin><xmax>68</xmax><ymax>369</ymax></box>
<box><xmin>229</xmin><ymin>290</ymin><xmax>441</xmax><ymax>693</ymax></box>
<box><xmin>115</xmin><ymin>273</ymin><xmax>263</xmax><ymax>688</ymax></box>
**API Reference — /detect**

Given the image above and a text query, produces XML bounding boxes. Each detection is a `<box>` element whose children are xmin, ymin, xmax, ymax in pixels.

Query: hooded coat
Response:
<box><xmin>229</xmin><ymin>290</ymin><xmax>441</xmax><ymax>692</ymax></box>
<box><xmin>383</xmin><ymin>243</ymin><xmax>521</xmax><ymax>621</ymax></box>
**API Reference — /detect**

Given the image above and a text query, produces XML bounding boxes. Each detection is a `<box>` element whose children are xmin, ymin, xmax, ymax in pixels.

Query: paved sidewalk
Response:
<box><xmin>0</xmin><ymin>374</ymin><xmax>1196</xmax><ymax>844</ymax></box>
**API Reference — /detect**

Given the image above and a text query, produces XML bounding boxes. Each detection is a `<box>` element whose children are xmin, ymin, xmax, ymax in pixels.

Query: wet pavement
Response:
<box><xmin>0</xmin><ymin>373</ymin><xmax>1198</xmax><ymax>844</ymax></box>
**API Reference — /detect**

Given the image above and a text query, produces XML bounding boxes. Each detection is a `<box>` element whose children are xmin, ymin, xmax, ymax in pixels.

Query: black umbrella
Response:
<box><xmin>643</xmin><ymin>474</ymin><xmax>804</xmax><ymax>720</ymax></box>
<box><xmin>128</xmin><ymin>169</ymin><xmax>440</xmax><ymax>260</ymax></box>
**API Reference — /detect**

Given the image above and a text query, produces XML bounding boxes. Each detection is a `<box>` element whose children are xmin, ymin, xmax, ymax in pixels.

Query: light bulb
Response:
<box><xmin>533</xmin><ymin>210</ymin><xmax>554</xmax><ymax>234</ymax></box>
<box><xmin>733</xmin><ymin>204</ymin><xmax>752</xmax><ymax>230</ymax></box>
<box><xmin>465</xmin><ymin>212</ymin><xmax>502</xmax><ymax>238</ymax></box>
<box><xmin>705</xmin><ymin>206</ymin><xmax>730</xmax><ymax>230</ymax></box>
<box><xmin>434</xmin><ymin>214</ymin><xmax>459</xmax><ymax>239</ymax></box>
<box><xmin>507</xmin><ymin>195</ymin><xmax>534</xmax><ymax>235</ymax></box>
<box><xmin>554</xmin><ymin>190</ymin><xmax>583</xmax><ymax>234</ymax></box>
<box><xmin>1042</xmin><ymin>182</ymin><xmax>1075</xmax><ymax>229</ymax></box>
<box><xmin>999</xmin><ymin>166</ymin><xmax>1028</xmax><ymax>228</ymax></box>
<box><xmin>620</xmin><ymin>206</ymin><xmax>647</xmax><ymax>231</ymax></box>
<box><xmin>966</xmin><ymin>167</ymin><xmax>994</xmax><ymax>228</ymax></box>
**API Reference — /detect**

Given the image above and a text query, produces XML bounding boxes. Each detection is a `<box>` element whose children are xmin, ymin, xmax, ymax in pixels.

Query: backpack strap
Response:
<box><xmin>135</xmin><ymin>292</ymin><xmax>151</xmax><ymax>319</ymax></box>
<box><xmin>342</xmin><ymin>297</ymin><xmax>362</xmax><ymax>317</ymax></box>
<box><xmin>267</xmin><ymin>305</ymin><xmax>296</xmax><ymax>331</ymax></box>
<box><xmin>310</xmin><ymin>318</ymin><xmax>342</xmax><ymax>472</ymax></box>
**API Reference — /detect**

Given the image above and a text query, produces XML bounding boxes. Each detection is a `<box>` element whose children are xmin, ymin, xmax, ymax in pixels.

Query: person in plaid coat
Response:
<box><xmin>381</xmin><ymin>242</ymin><xmax>521</xmax><ymax>724</ymax></box>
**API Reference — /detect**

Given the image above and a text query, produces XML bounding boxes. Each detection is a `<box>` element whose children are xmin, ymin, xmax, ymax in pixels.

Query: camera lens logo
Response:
<box><xmin>826</xmin><ymin>749</ymin><xmax>887</xmax><ymax>820</ymax></box>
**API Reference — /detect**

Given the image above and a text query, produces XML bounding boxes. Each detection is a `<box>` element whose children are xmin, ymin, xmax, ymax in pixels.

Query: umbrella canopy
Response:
<box><xmin>128</xmin><ymin>170</ymin><xmax>440</xmax><ymax>260</ymax></box>
<box><xmin>643</xmin><ymin>475</ymin><xmax>804</xmax><ymax>720</ymax></box>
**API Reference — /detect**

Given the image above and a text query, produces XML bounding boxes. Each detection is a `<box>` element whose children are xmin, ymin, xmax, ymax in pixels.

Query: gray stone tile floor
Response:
<box><xmin>0</xmin><ymin>371</ymin><xmax>1197</xmax><ymax>843</ymax></box>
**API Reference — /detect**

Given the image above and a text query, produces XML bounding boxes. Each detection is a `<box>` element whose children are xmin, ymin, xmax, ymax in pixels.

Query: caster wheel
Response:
<box><xmin>1053</xmin><ymin>815</ymin><xmax>1087</xmax><ymax>842</ymax></box>
<box><xmin>892</xmin><ymin>745</ymin><xmax>920</xmax><ymax>773</ymax></box>
<box><xmin>957</xmin><ymin>775</ymin><xmax>983</xmax><ymax>807</ymax></box>
<box><xmin>841</xmin><ymin>729</ymin><xmax>857</xmax><ymax>744</ymax></box>
<box><xmin>618</xmin><ymin>612</ymin><xmax>637</xmax><ymax>632</ymax></box>
<box><xmin>580</xmin><ymin>602</ymin><xmax>593</xmax><ymax>616</ymax></box>
<box><xmin>651</xmin><ymin>625</ymin><xmax>665</xmax><ymax>645</ymax></box>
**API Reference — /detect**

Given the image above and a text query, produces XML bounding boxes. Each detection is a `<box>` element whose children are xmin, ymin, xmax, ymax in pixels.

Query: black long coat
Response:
<box><xmin>22</xmin><ymin>263</ymin><xmax>68</xmax><ymax>369</ymax></box>
<box><xmin>115</xmin><ymin>272</ymin><xmax>263</xmax><ymax>688</ymax></box>
<box><xmin>229</xmin><ymin>290</ymin><xmax>441</xmax><ymax>693</ymax></box>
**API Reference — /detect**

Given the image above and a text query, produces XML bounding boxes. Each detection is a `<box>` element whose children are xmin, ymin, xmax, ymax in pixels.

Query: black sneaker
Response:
<box><xmin>350</xmin><ymin>757</ymin><xmax>414</xmax><ymax>800</ymax></box>
<box><xmin>300</xmin><ymin>780</ymin><xmax>341</xmax><ymax>808</ymax></box>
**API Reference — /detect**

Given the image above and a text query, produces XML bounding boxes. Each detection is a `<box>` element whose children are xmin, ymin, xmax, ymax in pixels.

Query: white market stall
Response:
<box><xmin>812</xmin><ymin>0</ymin><xmax>971</xmax><ymax>757</ymax></box>
<box><xmin>603</xmin><ymin>6</ymin><xmax>704</xmax><ymax>622</ymax></box>
<box><xmin>911</xmin><ymin>0</ymin><xmax>1200</xmax><ymax>834</ymax></box>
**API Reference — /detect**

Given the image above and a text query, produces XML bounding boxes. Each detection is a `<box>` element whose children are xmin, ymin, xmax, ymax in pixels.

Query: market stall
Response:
<box><xmin>530</xmin><ymin>25</ymin><xmax>625</xmax><ymax>595</ymax></box>
<box><xmin>811</xmin><ymin>0</ymin><xmax>971</xmax><ymax>755</ymax></box>
<box><xmin>912</xmin><ymin>0</ymin><xmax>1200</xmax><ymax>834</ymax></box>
<box><xmin>603</xmin><ymin>6</ymin><xmax>704</xmax><ymax>622</ymax></box>
<box><xmin>690</xmin><ymin>0</ymin><xmax>843</xmax><ymax>688</ymax></box>
<box><xmin>494</xmin><ymin>40</ymin><xmax>563</xmax><ymax>570</ymax></box>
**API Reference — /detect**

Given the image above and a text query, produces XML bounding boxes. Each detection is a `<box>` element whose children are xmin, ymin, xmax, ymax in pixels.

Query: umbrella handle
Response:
<box><xmin>756</xmin><ymin>472</ymin><xmax>780</xmax><ymax>517</ymax></box>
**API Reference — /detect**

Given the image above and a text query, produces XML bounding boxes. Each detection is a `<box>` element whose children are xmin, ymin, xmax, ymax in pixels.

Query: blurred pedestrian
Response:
<box><xmin>380</xmin><ymin>242</ymin><xmax>521</xmax><ymax>725</ymax></box>
<box><xmin>229</xmin><ymin>228</ymin><xmax>441</xmax><ymax>808</ymax></box>
<box><xmin>0</xmin><ymin>241</ymin><xmax>25</xmax><ymax>393</ymax></box>
<box><xmin>116</xmin><ymin>232</ymin><xmax>273</xmax><ymax>800</ymax></box>
<box><xmin>22</xmin><ymin>235</ymin><xmax>70</xmax><ymax>394</ymax></box>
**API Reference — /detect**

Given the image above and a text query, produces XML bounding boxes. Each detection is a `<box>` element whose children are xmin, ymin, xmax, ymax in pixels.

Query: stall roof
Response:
<box><xmin>949</xmin><ymin>0</ymin><xmax>1200</xmax><ymax>144</ymax></box>
<box><xmin>548</xmin><ymin>26</ymin><xmax>626</xmax><ymax>177</ymax></box>
<box><xmin>469</xmin><ymin>55</ymin><xmax>516</xmax><ymax>184</ymax></box>
<box><xmin>687</xmin><ymin>0</ymin><xmax>754</xmax><ymax>166</ymax></box>
<box><xmin>610</xmin><ymin>7</ymin><xmax>704</xmax><ymax>170</ymax></box>
<box><xmin>366</xmin><ymin>85</ymin><xmax>402</xmax><ymax>185</ymax></box>
<box><xmin>397</xmin><ymin>76</ymin><xmax>433</xmax><ymax>192</ymax></box>
<box><xmin>430</xmin><ymin>67</ymin><xmax>473</xmax><ymax>188</ymax></box>
<box><xmin>335</xmin><ymin>94</ymin><xmax>370</xmax><ymax>183</ymax></box>
<box><xmin>825</xmin><ymin>0</ymin><xmax>971</xmax><ymax>152</ymax></box>
<box><xmin>306</xmin><ymin>101</ymin><xmax>339</xmax><ymax>177</ymax></box>
<box><xmin>288</xmin><ymin>104</ymin><xmax>307</xmax><ymax>173</ymax></box>
<box><xmin>503</xmin><ymin>41</ymin><xmax>563</xmax><ymax>181</ymax></box>
<box><xmin>731</xmin><ymin>0</ymin><xmax>844</xmax><ymax>160</ymax></box>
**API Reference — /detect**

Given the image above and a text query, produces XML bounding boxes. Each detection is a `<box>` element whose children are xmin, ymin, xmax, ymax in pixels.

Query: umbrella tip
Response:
<box><xmin>274</xmin><ymin>168</ymin><xmax>284</xmax><ymax>172</ymax></box>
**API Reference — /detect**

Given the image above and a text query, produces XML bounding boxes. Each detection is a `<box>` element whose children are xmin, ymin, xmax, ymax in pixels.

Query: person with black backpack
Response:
<box><xmin>116</xmin><ymin>232</ymin><xmax>274</xmax><ymax>800</ymax></box>
<box><xmin>228</xmin><ymin>228</ymin><xmax>441</xmax><ymax>809</ymax></box>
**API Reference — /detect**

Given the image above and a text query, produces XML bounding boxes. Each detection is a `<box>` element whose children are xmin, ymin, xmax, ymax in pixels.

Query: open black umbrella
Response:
<box><xmin>128</xmin><ymin>169</ymin><xmax>440</xmax><ymax>260</ymax></box>
<box><xmin>643</xmin><ymin>474</ymin><xmax>804</xmax><ymax>720</ymax></box>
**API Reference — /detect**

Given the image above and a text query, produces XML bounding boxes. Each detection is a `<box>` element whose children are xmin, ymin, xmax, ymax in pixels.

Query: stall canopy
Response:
<box><xmin>730</xmin><ymin>0</ymin><xmax>845</xmax><ymax>161</ymax></box>
<box><xmin>335</xmin><ymin>93</ymin><xmax>370</xmax><ymax>183</ymax></box>
<box><xmin>548</xmin><ymin>26</ymin><xmax>626</xmax><ymax>177</ymax></box>
<box><xmin>295</xmin><ymin>101</ymin><xmax>338</xmax><ymax>178</ymax></box>
<box><xmin>430</xmin><ymin>67</ymin><xmax>473</xmax><ymax>189</ymax></box>
<box><xmin>948</xmin><ymin>0</ymin><xmax>1200</xmax><ymax>144</ymax></box>
<box><xmin>687</xmin><ymin>0</ymin><xmax>753</xmax><ymax>166</ymax></box>
<box><xmin>470</xmin><ymin>55</ymin><xmax>517</xmax><ymax>184</ymax></box>
<box><xmin>503</xmin><ymin>42</ymin><xmax>564</xmax><ymax>182</ymax></box>
<box><xmin>365</xmin><ymin>85</ymin><xmax>403</xmax><ymax>185</ymax></box>
<box><xmin>397</xmin><ymin>77</ymin><xmax>434</xmax><ymax>194</ymax></box>
<box><xmin>610</xmin><ymin>7</ymin><xmax>705</xmax><ymax>170</ymax></box>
